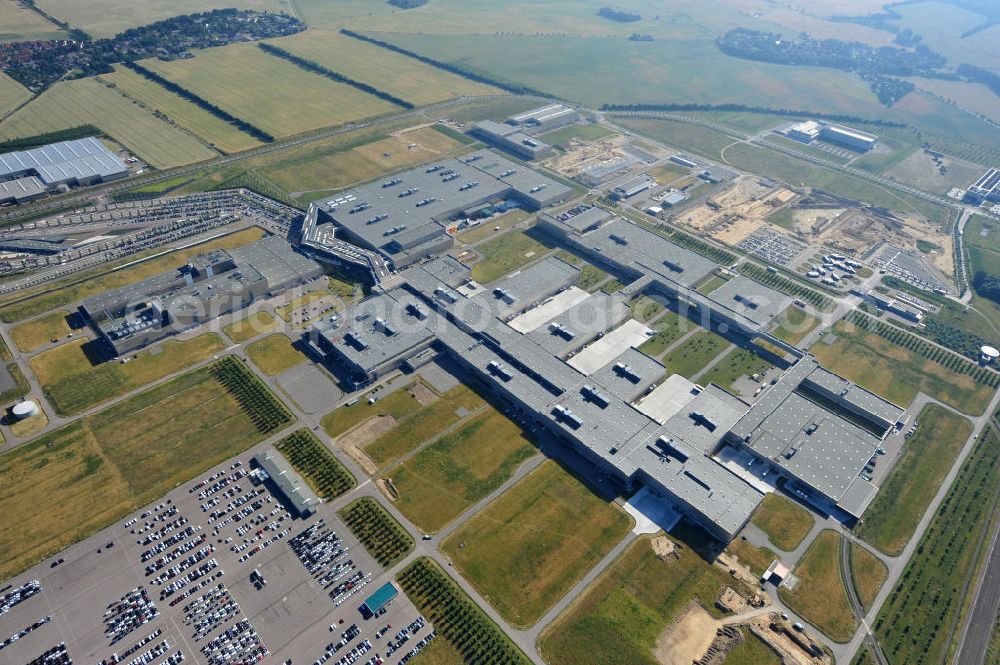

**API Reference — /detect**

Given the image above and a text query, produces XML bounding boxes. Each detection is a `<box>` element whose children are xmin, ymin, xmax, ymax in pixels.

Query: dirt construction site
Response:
<box><xmin>542</xmin><ymin>134</ymin><xmax>632</xmax><ymax>178</ymax></box>
<box><xmin>670</xmin><ymin>176</ymin><xmax>798</xmax><ymax>244</ymax></box>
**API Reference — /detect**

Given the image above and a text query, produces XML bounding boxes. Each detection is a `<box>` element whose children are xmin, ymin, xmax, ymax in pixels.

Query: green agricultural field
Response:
<box><xmin>850</xmin><ymin>543</ymin><xmax>887</xmax><ymax>613</ymax></box>
<box><xmin>384</xmin><ymin>409</ymin><xmax>536</xmax><ymax>533</ymax></box>
<box><xmin>699</xmin><ymin>347</ymin><xmax>772</xmax><ymax>394</ymax></box>
<box><xmin>0</xmin><ymin>226</ymin><xmax>266</xmax><ymax>323</ymax></box>
<box><xmin>30</xmin><ymin>334</ymin><xmax>225</xmax><ymax>416</ymax></box>
<box><xmin>638</xmin><ymin>310</ymin><xmax>689</xmax><ymax>356</ymax></box>
<box><xmin>102</xmin><ymin>66</ymin><xmax>261</xmax><ymax>153</ymax></box>
<box><xmin>770</xmin><ymin>306</ymin><xmax>820</xmax><ymax>347</ymax></box>
<box><xmin>363</xmin><ymin>384</ymin><xmax>484</xmax><ymax>469</ymax></box>
<box><xmin>725</xmin><ymin>538</ymin><xmax>777</xmax><ymax>578</ymax></box>
<box><xmin>0</xmin><ymin>70</ymin><xmax>32</xmax><ymax>117</ymax></box>
<box><xmin>245</xmin><ymin>334</ymin><xmax>304</xmax><ymax>376</ymax></box>
<box><xmin>538</xmin><ymin>534</ymin><xmax>746</xmax><ymax>665</ymax></box>
<box><xmin>0</xmin><ymin>78</ymin><xmax>216</xmax><ymax>169</ymax></box>
<box><xmin>663</xmin><ymin>330</ymin><xmax>730</xmax><ymax>379</ymax></box>
<box><xmin>539</xmin><ymin>123</ymin><xmax>615</xmax><ymax>145</ymax></box>
<box><xmin>141</xmin><ymin>43</ymin><xmax>398</xmax><ymax>139</ymax></box>
<box><xmin>751</xmin><ymin>493</ymin><xmax>814</xmax><ymax>552</ymax></box>
<box><xmin>442</xmin><ymin>460</ymin><xmax>631</xmax><ymax>628</ymax></box>
<box><xmin>876</xmin><ymin>427</ymin><xmax>1000</xmax><ymax>665</ymax></box>
<box><xmin>275</xmin><ymin>429</ymin><xmax>354</xmax><ymax>500</ymax></box>
<box><xmin>811</xmin><ymin>320</ymin><xmax>994</xmax><ymax>414</ymax></box>
<box><xmin>470</xmin><ymin>231</ymin><xmax>550</xmax><ymax>284</ymax></box>
<box><xmin>724</xmin><ymin>631</ymin><xmax>782</xmax><ymax>665</ymax></box>
<box><xmin>224</xmin><ymin>310</ymin><xmax>278</xmax><ymax>344</ymax></box>
<box><xmin>0</xmin><ymin>361</ymin><xmax>277</xmax><ymax>581</ymax></box>
<box><xmin>33</xmin><ymin>0</ymin><xmax>287</xmax><ymax>38</ymax></box>
<box><xmin>0</xmin><ymin>1</ymin><xmax>64</xmax><ymax>42</ymax></box>
<box><xmin>855</xmin><ymin>405</ymin><xmax>973</xmax><ymax>555</ymax></box>
<box><xmin>10</xmin><ymin>310</ymin><xmax>73</xmax><ymax>352</ymax></box>
<box><xmin>779</xmin><ymin>530</ymin><xmax>857</xmax><ymax>643</ymax></box>
<box><xmin>269</xmin><ymin>28</ymin><xmax>499</xmax><ymax>106</ymax></box>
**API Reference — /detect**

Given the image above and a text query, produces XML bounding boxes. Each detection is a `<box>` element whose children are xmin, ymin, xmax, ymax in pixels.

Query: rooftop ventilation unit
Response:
<box><xmin>689</xmin><ymin>412</ymin><xmax>716</xmax><ymax>432</ymax></box>
<box><xmin>581</xmin><ymin>384</ymin><xmax>610</xmax><ymax>408</ymax></box>
<box><xmin>548</xmin><ymin>322</ymin><xmax>575</xmax><ymax>341</ymax></box>
<box><xmin>609</xmin><ymin>234</ymin><xmax>628</xmax><ymax>245</ymax></box>
<box><xmin>613</xmin><ymin>362</ymin><xmax>642</xmax><ymax>384</ymax></box>
<box><xmin>434</xmin><ymin>286</ymin><xmax>458</xmax><ymax>303</ymax></box>
<box><xmin>406</xmin><ymin>302</ymin><xmax>428</xmax><ymax>320</ymax></box>
<box><xmin>487</xmin><ymin>360</ymin><xmax>512</xmax><ymax>382</ymax></box>
<box><xmin>663</xmin><ymin>260</ymin><xmax>684</xmax><ymax>273</ymax></box>
<box><xmin>655</xmin><ymin>436</ymin><xmax>690</xmax><ymax>463</ymax></box>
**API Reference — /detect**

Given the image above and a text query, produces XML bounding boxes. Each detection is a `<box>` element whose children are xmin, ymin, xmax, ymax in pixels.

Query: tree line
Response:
<box><xmin>601</xmin><ymin>102</ymin><xmax>907</xmax><ymax>128</ymax></box>
<box><xmin>257</xmin><ymin>43</ymin><xmax>414</xmax><ymax>109</ymax></box>
<box><xmin>123</xmin><ymin>61</ymin><xmax>274</xmax><ymax>143</ymax></box>
<box><xmin>0</xmin><ymin>125</ymin><xmax>101</xmax><ymax>152</ymax></box>
<box><xmin>339</xmin><ymin>29</ymin><xmax>549</xmax><ymax>97</ymax></box>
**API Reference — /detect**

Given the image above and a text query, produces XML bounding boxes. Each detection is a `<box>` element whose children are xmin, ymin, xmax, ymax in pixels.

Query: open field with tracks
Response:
<box><xmin>779</xmin><ymin>530</ymin><xmax>856</xmax><ymax>642</ymax></box>
<box><xmin>0</xmin><ymin>0</ymin><xmax>65</xmax><ymax>42</ymax></box>
<box><xmin>140</xmin><ymin>43</ymin><xmax>398</xmax><ymax>139</ymax></box>
<box><xmin>0</xmin><ymin>77</ymin><xmax>217</xmax><ymax>168</ymax></box>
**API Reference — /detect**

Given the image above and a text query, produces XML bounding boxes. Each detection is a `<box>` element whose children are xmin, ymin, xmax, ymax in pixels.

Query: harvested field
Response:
<box><xmin>654</xmin><ymin>604</ymin><xmax>719</xmax><ymax>665</ymax></box>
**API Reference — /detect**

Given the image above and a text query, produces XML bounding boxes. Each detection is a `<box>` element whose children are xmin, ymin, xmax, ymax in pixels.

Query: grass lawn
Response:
<box><xmin>0</xmin><ymin>361</ymin><xmax>273</xmax><ymax>581</ymax></box>
<box><xmin>10</xmin><ymin>310</ymin><xmax>73</xmax><ymax>352</ymax></box>
<box><xmin>223</xmin><ymin>310</ymin><xmax>278</xmax><ymax>344</ymax></box>
<box><xmin>442</xmin><ymin>460</ymin><xmax>632</xmax><ymax>628</ymax></box>
<box><xmin>538</xmin><ymin>534</ymin><xmax>745</xmax><ymax>665</ymax></box>
<box><xmin>245</xmin><ymin>334</ymin><xmax>304</xmax><ymax>376</ymax></box>
<box><xmin>811</xmin><ymin>321</ymin><xmax>994</xmax><ymax>415</ymax></box>
<box><xmin>321</xmin><ymin>380</ymin><xmax>428</xmax><ymax>439</ymax></box>
<box><xmin>469</xmin><ymin>231</ymin><xmax>549</xmax><ymax>284</ymax></box>
<box><xmin>724</xmin><ymin>630</ymin><xmax>782</xmax><ymax>665</ymax></box>
<box><xmin>696</xmin><ymin>274</ymin><xmax>730</xmax><ymax>295</ymax></box>
<box><xmin>779</xmin><ymin>530</ymin><xmax>857</xmax><ymax>643</ymax></box>
<box><xmin>663</xmin><ymin>330</ymin><xmax>730</xmax><ymax>379</ymax></box>
<box><xmin>751</xmin><ymin>493</ymin><xmax>814</xmax><ymax>552</ymax></box>
<box><xmin>406</xmin><ymin>638</ymin><xmax>463</xmax><ymax>665</ymax></box>
<box><xmin>849</xmin><ymin>543</ymin><xmax>888</xmax><ymax>613</ymax></box>
<box><xmin>648</xmin><ymin>162</ymin><xmax>690</xmax><ymax>183</ymax></box>
<box><xmin>141</xmin><ymin>43</ymin><xmax>398</xmax><ymax>139</ymax></box>
<box><xmin>9</xmin><ymin>408</ymin><xmax>48</xmax><ymax>439</ymax></box>
<box><xmin>0</xmin><ymin>77</ymin><xmax>216</xmax><ymax>169</ymax></box>
<box><xmin>384</xmin><ymin>409</ymin><xmax>536</xmax><ymax>533</ymax></box>
<box><xmin>539</xmin><ymin>123</ymin><xmax>615</xmax><ymax>145</ymax></box>
<box><xmin>364</xmin><ymin>385</ymin><xmax>484</xmax><ymax>468</ymax></box>
<box><xmin>876</xmin><ymin>427</ymin><xmax>1000</xmax><ymax>665</ymax></box>
<box><xmin>770</xmin><ymin>306</ymin><xmax>820</xmax><ymax>347</ymax></box>
<box><xmin>0</xmin><ymin>227</ymin><xmax>266</xmax><ymax>323</ymax></box>
<box><xmin>638</xmin><ymin>311</ymin><xmax>690</xmax><ymax>357</ymax></box>
<box><xmin>30</xmin><ymin>334</ymin><xmax>225</xmax><ymax>416</ymax></box>
<box><xmin>855</xmin><ymin>404</ymin><xmax>972</xmax><ymax>555</ymax></box>
<box><xmin>630</xmin><ymin>296</ymin><xmax>665</xmax><ymax>324</ymax></box>
<box><xmin>0</xmin><ymin>363</ymin><xmax>30</xmax><ymax>403</ymax></box>
<box><xmin>699</xmin><ymin>348</ymin><xmax>772</xmax><ymax>394</ymax></box>
<box><xmin>725</xmin><ymin>538</ymin><xmax>777</xmax><ymax>578</ymax></box>
<box><xmin>457</xmin><ymin>210</ymin><xmax>532</xmax><ymax>246</ymax></box>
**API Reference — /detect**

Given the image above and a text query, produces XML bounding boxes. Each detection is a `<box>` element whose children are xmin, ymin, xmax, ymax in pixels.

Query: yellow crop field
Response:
<box><xmin>270</xmin><ymin>29</ymin><xmax>499</xmax><ymax>106</ymax></box>
<box><xmin>0</xmin><ymin>70</ymin><xmax>31</xmax><ymax>118</ymax></box>
<box><xmin>103</xmin><ymin>66</ymin><xmax>261</xmax><ymax>154</ymax></box>
<box><xmin>141</xmin><ymin>43</ymin><xmax>399</xmax><ymax>139</ymax></box>
<box><xmin>0</xmin><ymin>78</ymin><xmax>216</xmax><ymax>168</ymax></box>
<box><xmin>33</xmin><ymin>0</ymin><xmax>290</xmax><ymax>38</ymax></box>
<box><xmin>0</xmin><ymin>0</ymin><xmax>65</xmax><ymax>42</ymax></box>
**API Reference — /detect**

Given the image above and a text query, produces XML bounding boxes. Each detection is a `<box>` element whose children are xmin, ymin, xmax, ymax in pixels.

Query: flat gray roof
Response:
<box><xmin>527</xmin><ymin>290</ymin><xmax>629</xmax><ymax>357</ymax></box>
<box><xmin>0</xmin><ymin>137</ymin><xmax>127</xmax><ymax>186</ymax></box>
<box><xmin>706</xmin><ymin>275</ymin><xmax>793</xmax><ymax>329</ymax></box>
<box><xmin>254</xmin><ymin>450</ymin><xmax>320</xmax><ymax>515</ymax></box>
<box><xmin>589</xmin><ymin>347</ymin><xmax>664</xmax><ymax>403</ymax></box>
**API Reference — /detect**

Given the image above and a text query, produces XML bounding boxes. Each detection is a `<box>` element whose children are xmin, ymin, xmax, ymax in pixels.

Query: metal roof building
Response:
<box><xmin>0</xmin><ymin>137</ymin><xmax>128</xmax><ymax>189</ymax></box>
<box><xmin>253</xmin><ymin>450</ymin><xmax>320</xmax><ymax>516</ymax></box>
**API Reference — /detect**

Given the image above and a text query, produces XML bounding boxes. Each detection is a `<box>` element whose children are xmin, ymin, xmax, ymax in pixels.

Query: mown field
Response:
<box><xmin>269</xmin><ymin>28</ymin><xmax>499</xmax><ymax>106</ymax></box>
<box><xmin>384</xmin><ymin>409</ymin><xmax>536</xmax><ymax>533</ymax></box>
<box><xmin>0</xmin><ymin>77</ymin><xmax>216</xmax><ymax>169</ymax></box>
<box><xmin>662</xmin><ymin>330</ymin><xmax>730</xmax><ymax>379</ymax></box>
<box><xmin>699</xmin><ymin>347</ymin><xmax>772</xmax><ymax>394</ymax></box>
<box><xmin>850</xmin><ymin>543</ymin><xmax>888</xmax><ymax>613</ymax></box>
<box><xmin>811</xmin><ymin>320</ymin><xmax>994</xmax><ymax>414</ymax></box>
<box><xmin>770</xmin><ymin>306</ymin><xmax>820</xmax><ymax>347</ymax></box>
<box><xmin>876</xmin><ymin>427</ymin><xmax>1000</xmax><ymax>665</ymax></box>
<box><xmin>779</xmin><ymin>530</ymin><xmax>856</xmax><ymax>642</ymax></box>
<box><xmin>33</xmin><ymin>0</ymin><xmax>288</xmax><ymax>38</ymax></box>
<box><xmin>0</xmin><ymin>361</ymin><xmax>276</xmax><ymax>581</ymax></box>
<box><xmin>30</xmin><ymin>334</ymin><xmax>225</xmax><ymax>415</ymax></box>
<box><xmin>102</xmin><ymin>66</ymin><xmax>262</xmax><ymax>153</ymax></box>
<box><xmin>442</xmin><ymin>460</ymin><xmax>631</xmax><ymax>628</ymax></box>
<box><xmin>245</xmin><ymin>333</ymin><xmax>305</xmax><ymax>376</ymax></box>
<box><xmin>0</xmin><ymin>70</ymin><xmax>31</xmax><ymax>118</ymax></box>
<box><xmin>538</xmin><ymin>534</ymin><xmax>744</xmax><ymax>665</ymax></box>
<box><xmin>751</xmin><ymin>493</ymin><xmax>814</xmax><ymax>552</ymax></box>
<box><xmin>10</xmin><ymin>310</ymin><xmax>74</xmax><ymax>352</ymax></box>
<box><xmin>223</xmin><ymin>310</ymin><xmax>278</xmax><ymax>344</ymax></box>
<box><xmin>0</xmin><ymin>0</ymin><xmax>65</xmax><ymax>42</ymax></box>
<box><xmin>638</xmin><ymin>310</ymin><xmax>689</xmax><ymax>357</ymax></box>
<box><xmin>470</xmin><ymin>231</ymin><xmax>550</xmax><ymax>284</ymax></box>
<box><xmin>140</xmin><ymin>43</ymin><xmax>398</xmax><ymax>139</ymax></box>
<box><xmin>0</xmin><ymin>226</ymin><xmax>266</xmax><ymax>323</ymax></box>
<box><xmin>855</xmin><ymin>404</ymin><xmax>973</xmax><ymax>555</ymax></box>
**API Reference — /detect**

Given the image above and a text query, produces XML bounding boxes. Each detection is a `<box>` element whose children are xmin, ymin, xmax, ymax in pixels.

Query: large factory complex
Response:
<box><xmin>0</xmin><ymin>137</ymin><xmax>129</xmax><ymax>204</ymax></box>
<box><xmin>286</xmin><ymin>144</ymin><xmax>904</xmax><ymax>542</ymax></box>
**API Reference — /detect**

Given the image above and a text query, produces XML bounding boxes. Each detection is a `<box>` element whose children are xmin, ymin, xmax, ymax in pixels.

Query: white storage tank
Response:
<box><xmin>12</xmin><ymin>399</ymin><xmax>39</xmax><ymax>420</ymax></box>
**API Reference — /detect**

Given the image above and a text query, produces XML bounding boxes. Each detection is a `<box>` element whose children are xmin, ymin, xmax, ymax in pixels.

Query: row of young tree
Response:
<box><xmin>258</xmin><ymin>43</ymin><xmax>414</xmax><ymax>109</ymax></box>
<box><xmin>339</xmin><ymin>29</ymin><xmax>548</xmax><ymax>97</ymax></box>
<box><xmin>210</xmin><ymin>356</ymin><xmax>293</xmax><ymax>433</ymax></box>
<box><xmin>123</xmin><ymin>61</ymin><xmax>274</xmax><ymax>143</ymax></box>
